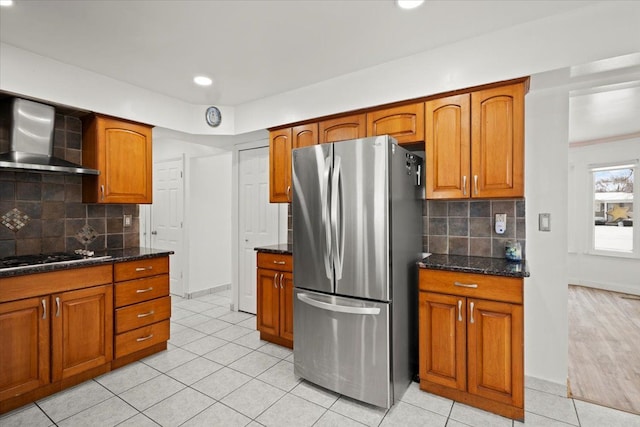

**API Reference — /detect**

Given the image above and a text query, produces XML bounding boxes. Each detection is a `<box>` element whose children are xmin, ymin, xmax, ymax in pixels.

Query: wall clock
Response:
<box><xmin>205</xmin><ymin>106</ymin><xmax>222</xmax><ymax>127</ymax></box>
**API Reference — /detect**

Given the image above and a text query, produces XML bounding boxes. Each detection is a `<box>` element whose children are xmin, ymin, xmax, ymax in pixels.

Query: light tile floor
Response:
<box><xmin>2</xmin><ymin>290</ymin><xmax>639</xmax><ymax>427</ymax></box>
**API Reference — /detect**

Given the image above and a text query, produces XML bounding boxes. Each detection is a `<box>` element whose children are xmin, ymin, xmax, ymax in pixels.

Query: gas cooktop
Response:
<box><xmin>0</xmin><ymin>251</ymin><xmax>112</xmax><ymax>271</ymax></box>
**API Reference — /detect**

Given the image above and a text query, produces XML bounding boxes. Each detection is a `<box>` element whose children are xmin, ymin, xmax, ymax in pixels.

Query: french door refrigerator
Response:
<box><xmin>292</xmin><ymin>135</ymin><xmax>423</xmax><ymax>408</ymax></box>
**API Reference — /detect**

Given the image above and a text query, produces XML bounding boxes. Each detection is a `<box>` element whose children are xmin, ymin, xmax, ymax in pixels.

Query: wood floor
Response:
<box><xmin>568</xmin><ymin>285</ymin><xmax>640</xmax><ymax>415</ymax></box>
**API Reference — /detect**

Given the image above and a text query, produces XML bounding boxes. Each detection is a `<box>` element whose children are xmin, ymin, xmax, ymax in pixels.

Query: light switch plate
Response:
<box><xmin>123</xmin><ymin>214</ymin><xmax>132</xmax><ymax>228</ymax></box>
<box><xmin>539</xmin><ymin>213</ymin><xmax>551</xmax><ymax>231</ymax></box>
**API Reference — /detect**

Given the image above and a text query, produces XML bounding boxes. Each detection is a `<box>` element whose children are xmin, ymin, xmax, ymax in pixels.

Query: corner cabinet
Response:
<box><xmin>418</xmin><ymin>269</ymin><xmax>524</xmax><ymax>420</ymax></box>
<box><xmin>82</xmin><ymin>115</ymin><xmax>153</xmax><ymax>204</ymax></box>
<box><xmin>256</xmin><ymin>252</ymin><xmax>293</xmax><ymax>348</ymax></box>
<box><xmin>425</xmin><ymin>82</ymin><xmax>525</xmax><ymax>199</ymax></box>
<box><xmin>269</xmin><ymin>124</ymin><xmax>318</xmax><ymax>203</ymax></box>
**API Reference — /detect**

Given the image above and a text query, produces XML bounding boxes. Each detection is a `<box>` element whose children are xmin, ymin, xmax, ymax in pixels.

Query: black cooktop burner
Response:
<box><xmin>0</xmin><ymin>252</ymin><xmax>87</xmax><ymax>269</ymax></box>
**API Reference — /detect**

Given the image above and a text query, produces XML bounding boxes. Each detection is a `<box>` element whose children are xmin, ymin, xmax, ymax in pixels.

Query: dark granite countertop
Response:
<box><xmin>254</xmin><ymin>244</ymin><xmax>293</xmax><ymax>255</ymax></box>
<box><xmin>418</xmin><ymin>254</ymin><xmax>530</xmax><ymax>278</ymax></box>
<box><xmin>0</xmin><ymin>247</ymin><xmax>173</xmax><ymax>278</ymax></box>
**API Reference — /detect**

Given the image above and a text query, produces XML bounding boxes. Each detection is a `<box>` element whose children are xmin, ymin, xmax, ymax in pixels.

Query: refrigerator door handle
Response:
<box><xmin>331</xmin><ymin>155</ymin><xmax>344</xmax><ymax>280</ymax></box>
<box><xmin>322</xmin><ymin>159</ymin><xmax>333</xmax><ymax>280</ymax></box>
<box><xmin>297</xmin><ymin>292</ymin><xmax>381</xmax><ymax>315</ymax></box>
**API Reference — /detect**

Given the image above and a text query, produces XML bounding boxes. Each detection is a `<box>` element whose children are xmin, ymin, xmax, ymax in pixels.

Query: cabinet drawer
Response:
<box><xmin>257</xmin><ymin>252</ymin><xmax>292</xmax><ymax>272</ymax></box>
<box><xmin>419</xmin><ymin>269</ymin><xmax>522</xmax><ymax>304</ymax></box>
<box><xmin>115</xmin><ymin>320</ymin><xmax>170</xmax><ymax>358</ymax></box>
<box><xmin>115</xmin><ymin>275</ymin><xmax>169</xmax><ymax>308</ymax></box>
<box><xmin>114</xmin><ymin>257</ymin><xmax>169</xmax><ymax>282</ymax></box>
<box><xmin>115</xmin><ymin>296</ymin><xmax>171</xmax><ymax>333</ymax></box>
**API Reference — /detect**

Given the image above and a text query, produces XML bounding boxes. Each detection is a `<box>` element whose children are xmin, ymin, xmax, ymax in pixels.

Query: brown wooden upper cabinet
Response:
<box><xmin>269</xmin><ymin>123</ymin><xmax>318</xmax><ymax>203</ymax></box>
<box><xmin>425</xmin><ymin>82</ymin><xmax>525</xmax><ymax>199</ymax></box>
<box><xmin>293</xmin><ymin>123</ymin><xmax>318</xmax><ymax>149</ymax></box>
<box><xmin>366</xmin><ymin>103</ymin><xmax>425</xmax><ymax>145</ymax></box>
<box><xmin>82</xmin><ymin>115</ymin><xmax>153</xmax><ymax>204</ymax></box>
<box><xmin>319</xmin><ymin>113</ymin><xmax>366</xmax><ymax>143</ymax></box>
<box><xmin>269</xmin><ymin>128</ymin><xmax>292</xmax><ymax>203</ymax></box>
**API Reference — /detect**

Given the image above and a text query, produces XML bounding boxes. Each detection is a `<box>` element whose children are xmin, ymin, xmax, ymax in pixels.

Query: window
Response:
<box><xmin>590</xmin><ymin>162</ymin><xmax>636</xmax><ymax>255</ymax></box>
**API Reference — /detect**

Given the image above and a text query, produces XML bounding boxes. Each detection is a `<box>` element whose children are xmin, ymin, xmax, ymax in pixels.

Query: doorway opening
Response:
<box><xmin>566</xmin><ymin>55</ymin><xmax>640</xmax><ymax>415</ymax></box>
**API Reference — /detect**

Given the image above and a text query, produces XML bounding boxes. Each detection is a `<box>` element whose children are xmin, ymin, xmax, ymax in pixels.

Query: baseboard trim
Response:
<box><xmin>525</xmin><ymin>375</ymin><xmax>569</xmax><ymax>397</ymax></box>
<box><xmin>186</xmin><ymin>283</ymin><xmax>231</xmax><ymax>299</ymax></box>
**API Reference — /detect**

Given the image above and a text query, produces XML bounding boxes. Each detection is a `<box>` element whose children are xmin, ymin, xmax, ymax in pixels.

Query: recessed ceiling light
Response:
<box><xmin>396</xmin><ymin>0</ymin><xmax>424</xmax><ymax>10</ymax></box>
<box><xmin>0</xmin><ymin>0</ymin><xmax>14</xmax><ymax>7</ymax></box>
<box><xmin>193</xmin><ymin>76</ymin><xmax>212</xmax><ymax>86</ymax></box>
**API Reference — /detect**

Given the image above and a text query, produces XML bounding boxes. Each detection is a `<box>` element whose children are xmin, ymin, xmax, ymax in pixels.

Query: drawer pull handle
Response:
<box><xmin>454</xmin><ymin>281</ymin><xmax>478</xmax><ymax>288</ymax></box>
<box><xmin>273</xmin><ymin>260</ymin><xmax>286</xmax><ymax>265</ymax></box>
<box><xmin>136</xmin><ymin>266</ymin><xmax>153</xmax><ymax>272</ymax></box>
<box><xmin>470</xmin><ymin>302</ymin><xmax>475</xmax><ymax>324</ymax></box>
<box><xmin>136</xmin><ymin>334</ymin><xmax>154</xmax><ymax>342</ymax></box>
<box><xmin>137</xmin><ymin>310</ymin><xmax>155</xmax><ymax>318</ymax></box>
<box><xmin>136</xmin><ymin>287</ymin><xmax>154</xmax><ymax>293</ymax></box>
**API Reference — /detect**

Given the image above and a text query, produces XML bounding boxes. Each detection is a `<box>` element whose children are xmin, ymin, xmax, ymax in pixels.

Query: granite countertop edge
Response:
<box><xmin>254</xmin><ymin>244</ymin><xmax>293</xmax><ymax>255</ymax></box>
<box><xmin>418</xmin><ymin>254</ymin><xmax>530</xmax><ymax>278</ymax></box>
<box><xmin>0</xmin><ymin>248</ymin><xmax>174</xmax><ymax>278</ymax></box>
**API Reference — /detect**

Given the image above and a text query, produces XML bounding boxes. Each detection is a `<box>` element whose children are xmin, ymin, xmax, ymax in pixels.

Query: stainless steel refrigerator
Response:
<box><xmin>292</xmin><ymin>135</ymin><xmax>423</xmax><ymax>408</ymax></box>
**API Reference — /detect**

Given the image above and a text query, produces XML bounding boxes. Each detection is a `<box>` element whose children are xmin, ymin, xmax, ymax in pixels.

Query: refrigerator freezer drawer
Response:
<box><xmin>293</xmin><ymin>288</ymin><xmax>392</xmax><ymax>408</ymax></box>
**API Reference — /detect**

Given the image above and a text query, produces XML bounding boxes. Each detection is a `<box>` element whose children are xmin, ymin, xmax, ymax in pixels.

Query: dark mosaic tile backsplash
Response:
<box><xmin>287</xmin><ymin>199</ymin><xmax>526</xmax><ymax>259</ymax></box>
<box><xmin>0</xmin><ymin>114</ymin><xmax>139</xmax><ymax>258</ymax></box>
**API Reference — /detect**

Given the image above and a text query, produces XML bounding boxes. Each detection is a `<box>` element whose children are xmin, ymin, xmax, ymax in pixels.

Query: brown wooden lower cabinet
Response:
<box><xmin>419</xmin><ymin>269</ymin><xmax>524</xmax><ymax>420</ymax></box>
<box><xmin>0</xmin><ymin>256</ymin><xmax>171</xmax><ymax>415</ymax></box>
<box><xmin>0</xmin><ymin>297</ymin><xmax>50</xmax><ymax>402</ymax></box>
<box><xmin>51</xmin><ymin>285</ymin><xmax>113</xmax><ymax>382</ymax></box>
<box><xmin>256</xmin><ymin>252</ymin><xmax>293</xmax><ymax>348</ymax></box>
<box><xmin>113</xmin><ymin>258</ymin><xmax>171</xmax><ymax>360</ymax></box>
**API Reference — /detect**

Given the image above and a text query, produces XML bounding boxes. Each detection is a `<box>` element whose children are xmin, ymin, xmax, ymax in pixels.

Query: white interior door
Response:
<box><xmin>238</xmin><ymin>147</ymin><xmax>279</xmax><ymax>313</ymax></box>
<box><xmin>151</xmin><ymin>158</ymin><xmax>185</xmax><ymax>297</ymax></box>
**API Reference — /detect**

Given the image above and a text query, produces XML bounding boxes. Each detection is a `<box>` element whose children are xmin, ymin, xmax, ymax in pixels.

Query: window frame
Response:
<box><xmin>587</xmin><ymin>160</ymin><xmax>638</xmax><ymax>259</ymax></box>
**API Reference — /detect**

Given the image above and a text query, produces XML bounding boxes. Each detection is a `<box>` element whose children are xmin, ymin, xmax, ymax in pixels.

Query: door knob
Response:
<box><xmin>151</xmin><ymin>231</ymin><xmax>158</xmax><ymax>235</ymax></box>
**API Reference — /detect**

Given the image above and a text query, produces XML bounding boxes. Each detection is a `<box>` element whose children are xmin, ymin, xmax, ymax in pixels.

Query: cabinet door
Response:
<box><xmin>292</xmin><ymin>123</ymin><xmax>318</xmax><ymax>149</ymax></box>
<box><xmin>83</xmin><ymin>115</ymin><xmax>153</xmax><ymax>204</ymax></box>
<box><xmin>257</xmin><ymin>268</ymin><xmax>280</xmax><ymax>337</ymax></box>
<box><xmin>279</xmin><ymin>272</ymin><xmax>294</xmax><ymax>342</ymax></box>
<box><xmin>425</xmin><ymin>94</ymin><xmax>471</xmax><ymax>199</ymax></box>
<box><xmin>366</xmin><ymin>103</ymin><xmax>425</xmax><ymax>145</ymax></box>
<box><xmin>0</xmin><ymin>297</ymin><xmax>50</xmax><ymax>400</ymax></box>
<box><xmin>467</xmin><ymin>298</ymin><xmax>523</xmax><ymax>408</ymax></box>
<box><xmin>419</xmin><ymin>292</ymin><xmax>466</xmax><ymax>391</ymax></box>
<box><xmin>471</xmin><ymin>83</ymin><xmax>524</xmax><ymax>198</ymax></box>
<box><xmin>51</xmin><ymin>285</ymin><xmax>113</xmax><ymax>381</ymax></box>
<box><xmin>319</xmin><ymin>114</ymin><xmax>366</xmax><ymax>143</ymax></box>
<box><xmin>269</xmin><ymin>128</ymin><xmax>292</xmax><ymax>203</ymax></box>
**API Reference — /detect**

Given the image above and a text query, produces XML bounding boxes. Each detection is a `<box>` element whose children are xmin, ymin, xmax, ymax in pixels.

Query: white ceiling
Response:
<box><xmin>0</xmin><ymin>0</ymin><xmax>598</xmax><ymax>106</ymax></box>
<box><xmin>1</xmin><ymin>0</ymin><xmax>638</xmax><ymax>143</ymax></box>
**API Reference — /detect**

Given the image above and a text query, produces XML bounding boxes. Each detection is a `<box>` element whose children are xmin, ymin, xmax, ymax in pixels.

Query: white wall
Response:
<box><xmin>568</xmin><ymin>137</ymin><xmax>640</xmax><ymax>295</ymax></box>
<box><xmin>187</xmin><ymin>153</ymin><xmax>233</xmax><ymax>294</ymax></box>
<box><xmin>523</xmin><ymin>76</ymin><xmax>571</xmax><ymax>386</ymax></box>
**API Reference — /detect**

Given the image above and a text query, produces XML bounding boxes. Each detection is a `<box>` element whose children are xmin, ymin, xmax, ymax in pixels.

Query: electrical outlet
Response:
<box><xmin>123</xmin><ymin>214</ymin><xmax>132</xmax><ymax>228</ymax></box>
<box><xmin>495</xmin><ymin>213</ymin><xmax>507</xmax><ymax>234</ymax></box>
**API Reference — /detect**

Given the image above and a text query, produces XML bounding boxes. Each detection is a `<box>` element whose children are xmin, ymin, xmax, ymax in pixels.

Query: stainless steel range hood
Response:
<box><xmin>0</xmin><ymin>98</ymin><xmax>99</xmax><ymax>175</ymax></box>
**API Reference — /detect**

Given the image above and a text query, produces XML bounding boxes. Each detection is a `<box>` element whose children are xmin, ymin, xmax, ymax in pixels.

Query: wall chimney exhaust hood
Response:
<box><xmin>0</xmin><ymin>98</ymin><xmax>99</xmax><ymax>175</ymax></box>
